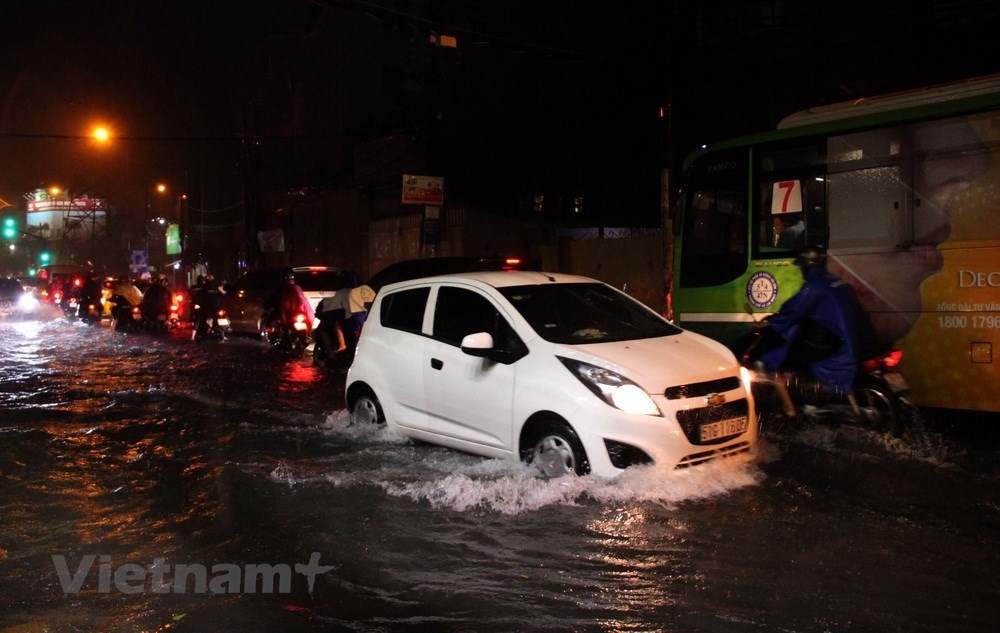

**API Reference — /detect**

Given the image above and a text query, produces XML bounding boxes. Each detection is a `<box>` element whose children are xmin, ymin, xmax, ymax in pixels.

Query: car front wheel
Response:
<box><xmin>523</xmin><ymin>420</ymin><xmax>590</xmax><ymax>478</ymax></box>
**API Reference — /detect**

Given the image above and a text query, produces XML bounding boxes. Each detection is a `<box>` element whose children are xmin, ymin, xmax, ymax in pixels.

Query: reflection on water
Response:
<box><xmin>1</xmin><ymin>315</ymin><xmax>998</xmax><ymax>632</ymax></box>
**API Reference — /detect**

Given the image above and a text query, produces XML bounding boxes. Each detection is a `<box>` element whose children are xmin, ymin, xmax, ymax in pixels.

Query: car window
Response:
<box><xmin>294</xmin><ymin>270</ymin><xmax>342</xmax><ymax>291</ymax></box>
<box><xmin>380</xmin><ymin>287</ymin><xmax>430</xmax><ymax>333</ymax></box>
<box><xmin>432</xmin><ymin>287</ymin><xmax>502</xmax><ymax>347</ymax></box>
<box><xmin>500</xmin><ymin>282</ymin><xmax>681</xmax><ymax>344</ymax></box>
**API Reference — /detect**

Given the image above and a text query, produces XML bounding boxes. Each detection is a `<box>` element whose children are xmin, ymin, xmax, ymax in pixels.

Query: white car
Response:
<box><xmin>345</xmin><ymin>271</ymin><xmax>757</xmax><ymax>478</ymax></box>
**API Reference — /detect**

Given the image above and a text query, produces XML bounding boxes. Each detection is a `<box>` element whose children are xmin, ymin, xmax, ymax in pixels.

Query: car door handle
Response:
<box><xmin>431</xmin><ymin>358</ymin><xmax>443</xmax><ymax>370</ymax></box>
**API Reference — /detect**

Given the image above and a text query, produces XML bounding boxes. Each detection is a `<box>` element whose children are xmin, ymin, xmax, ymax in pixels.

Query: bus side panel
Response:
<box><xmin>674</xmin><ymin>265</ymin><xmax>804</xmax><ymax>348</ymax></box>
<box><xmin>898</xmin><ymin>241</ymin><xmax>1000</xmax><ymax>411</ymax></box>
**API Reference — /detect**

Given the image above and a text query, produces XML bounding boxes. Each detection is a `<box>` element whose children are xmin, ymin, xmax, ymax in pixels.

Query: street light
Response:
<box><xmin>92</xmin><ymin>126</ymin><xmax>111</xmax><ymax>143</ymax></box>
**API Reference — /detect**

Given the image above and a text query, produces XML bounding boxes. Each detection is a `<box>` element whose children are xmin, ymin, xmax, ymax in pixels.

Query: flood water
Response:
<box><xmin>1</xmin><ymin>308</ymin><xmax>998</xmax><ymax>632</ymax></box>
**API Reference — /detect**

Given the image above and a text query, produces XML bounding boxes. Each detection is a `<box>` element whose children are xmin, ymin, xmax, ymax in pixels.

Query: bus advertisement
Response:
<box><xmin>673</xmin><ymin>75</ymin><xmax>1000</xmax><ymax>413</ymax></box>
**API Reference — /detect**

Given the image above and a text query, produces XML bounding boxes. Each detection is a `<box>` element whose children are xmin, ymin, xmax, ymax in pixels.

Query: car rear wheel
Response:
<box><xmin>351</xmin><ymin>390</ymin><xmax>385</xmax><ymax>425</ymax></box>
<box><xmin>523</xmin><ymin>420</ymin><xmax>590</xmax><ymax>477</ymax></box>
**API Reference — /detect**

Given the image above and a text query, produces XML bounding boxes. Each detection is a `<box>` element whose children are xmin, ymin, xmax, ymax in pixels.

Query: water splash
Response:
<box><xmin>308</xmin><ymin>410</ymin><xmax>766</xmax><ymax>515</ymax></box>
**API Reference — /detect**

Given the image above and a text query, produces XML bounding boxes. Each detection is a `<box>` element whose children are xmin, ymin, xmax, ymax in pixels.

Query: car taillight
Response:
<box><xmin>502</xmin><ymin>257</ymin><xmax>522</xmax><ymax>270</ymax></box>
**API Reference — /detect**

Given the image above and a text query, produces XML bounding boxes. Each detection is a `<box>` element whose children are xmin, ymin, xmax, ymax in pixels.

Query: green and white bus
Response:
<box><xmin>673</xmin><ymin>75</ymin><xmax>1000</xmax><ymax>413</ymax></box>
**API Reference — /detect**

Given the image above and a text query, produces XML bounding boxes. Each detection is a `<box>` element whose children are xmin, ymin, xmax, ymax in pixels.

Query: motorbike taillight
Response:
<box><xmin>863</xmin><ymin>349</ymin><xmax>904</xmax><ymax>373</ymax></box>
<box><xmin>217</xmin><ymin>309</ymin><xmax>227</xmax><ymax>318</ymax></box>
<box><xmin>170</xmin><ymin>304</ymin><xmax>179</xmax><ymax>313</ymax></box>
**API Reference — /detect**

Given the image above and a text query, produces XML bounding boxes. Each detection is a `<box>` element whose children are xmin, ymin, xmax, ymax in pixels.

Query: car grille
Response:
<box><xmin>664</xmin><ymin>376</ymin><xmax>741</xmax><ymax>400</ymax></box>
<box><xmin>675</xmin><ymin>399</ymin><xmax>750</xmax><ymax>445</ymax></box>
<box><xmin>675</xmin><ymin>441</ymin><xmax>753</xmax><ymax>469</ymax></box>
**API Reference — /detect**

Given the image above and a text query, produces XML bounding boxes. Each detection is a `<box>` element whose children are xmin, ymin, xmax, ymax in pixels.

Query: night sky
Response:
<box><xmin>1</xmin><ymin>0</ymin><xmax>998</xmax><ymax>224</ymax></box>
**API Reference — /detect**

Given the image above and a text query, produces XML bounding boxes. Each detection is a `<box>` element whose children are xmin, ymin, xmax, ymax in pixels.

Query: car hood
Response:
<box><xmin>555</xmin><ymin>331</ymin><xmax>739</xmax><ymax>393</ymax></box>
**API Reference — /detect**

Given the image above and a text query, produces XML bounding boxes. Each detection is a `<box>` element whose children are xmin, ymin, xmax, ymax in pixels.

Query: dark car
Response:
<box><xmin>0</xmin><ymin>278</ymin><xmax>25</xmax><ymax>310</ymax></box>
<box><xmin>365</xmin><ymin>256</ymin><xmax>539</xmax><ymax>293</ymax></box>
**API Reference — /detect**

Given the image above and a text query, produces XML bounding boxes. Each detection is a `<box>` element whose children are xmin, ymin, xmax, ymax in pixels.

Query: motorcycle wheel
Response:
<box><xmin>851</xmin><ymin>374</ymin><xmax>904</xmax><ymax>436</ymax></box>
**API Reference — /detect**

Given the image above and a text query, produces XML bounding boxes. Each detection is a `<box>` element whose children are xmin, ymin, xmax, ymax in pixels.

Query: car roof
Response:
<box><xmin>380</xmin><ymin>270</ymin><xmax>594</xmax><ymax>293</ymax></box>
<box><xmin>365</xmin><ymin>256</ymin><xmax>538</xmax><ymax>291</ymax></box>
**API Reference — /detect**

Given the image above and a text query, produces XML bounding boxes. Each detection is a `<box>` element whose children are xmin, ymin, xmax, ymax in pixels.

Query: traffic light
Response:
<box><xmin>39</xmin><ymin>251</ymin><xmax>51</xmax><ymax>265</ymax></box>
<box><xmin>2</xmin><ymin>217</ymin><xmax>16</xmax><ymax>239</ymax></box>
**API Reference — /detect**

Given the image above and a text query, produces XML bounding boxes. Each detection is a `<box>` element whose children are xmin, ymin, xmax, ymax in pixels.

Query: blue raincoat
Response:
<box><xmin>760</xmin><ymin>266</ymin><xmax>867</xmax><ymax>395</ymax></box>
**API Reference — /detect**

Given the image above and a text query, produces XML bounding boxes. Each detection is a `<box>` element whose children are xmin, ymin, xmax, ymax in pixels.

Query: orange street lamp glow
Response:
<box><xmin>92</xmin><ymin>126</ymin><xmax>111</xmax><ymax>142</ymax></box>
<box><xmin>156</xmin><ymin>183</ymin><xmax>167</xmax><ymax>194</ymax></box>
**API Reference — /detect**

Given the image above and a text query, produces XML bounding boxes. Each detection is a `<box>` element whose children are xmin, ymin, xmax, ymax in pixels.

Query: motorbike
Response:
<box><xmin>735</xmin><ymin>318</ymin><xmax>916</xmax><ymax>436</ymax></box>
<box><xmin>78</xmin><ymin>297</ymin><xmax>103</xmax><ymax>325</ymax></box>
<box><xmin>109</xmin><ymin>295</ymin><xmax>144</xmax><ymax>333</ymax></box>
<box><xmin>262</xmin><ymin>309</ymin><xmax>310</xmax><ymax>356</ymax></box>
<box><xmin>141</xmin><ymin>301</ymin><xmax>181</xmax><ymax>331</ymax></box>
<box><xmin>192</xmin><ymin>304</ymin><xmax>231</xmax><ymax>341</ymax></box>
<box><xmin>54</xmin><ymin>291</ymin><xmax>80</xmax><ymax>321</ymax></box>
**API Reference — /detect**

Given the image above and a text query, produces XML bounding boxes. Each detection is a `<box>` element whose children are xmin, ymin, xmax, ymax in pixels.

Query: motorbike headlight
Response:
<box><xmin>558</xmin><ymin>357</ymin><xmax>661</xmax><ymax>416</ymax></box>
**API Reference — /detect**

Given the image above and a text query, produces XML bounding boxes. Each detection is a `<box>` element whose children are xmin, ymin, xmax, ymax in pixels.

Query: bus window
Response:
<box><xmin>678</xmin><ymin>148</ymin><xmax>749</xmax><ymax>288</ymax></box>
<box><xmin>826</xmin><ymin>127</ymin><xmax>907</xmax><ymax>250</ymax></box>
<box><xmin>679</xmin><ymin>186</ymin><xmax>747</xmax><ymax>287</ymax></box>
<box><xmin>754</xmin><ymin>142</ymin><xmax>827</xmax><ymax>258</ymax></box>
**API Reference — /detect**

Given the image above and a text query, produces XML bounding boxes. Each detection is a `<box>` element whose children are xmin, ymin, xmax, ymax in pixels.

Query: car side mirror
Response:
<box><xmin>461</xmin><ymin>331</ymin><xmax>527</xmax><ymax>365</ymax></box>
<box><xmin>460</xmin><ymin>331</ymin><xmax>494</xmax><ymax>357</ymax></box>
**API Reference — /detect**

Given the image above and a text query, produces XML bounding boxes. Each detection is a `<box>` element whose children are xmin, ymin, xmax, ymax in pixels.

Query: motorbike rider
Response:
<box><xmin>77</xmin><ymin>273</ymin><xmax>105</xmax><ymax>321</ymax></box>
<box><xmin>264</xmin><ymin>271</ymin><xmax>315</xmax><ymax>334</ymax></box>
<box><xmin>112</xmin><ymin>275</ymin><xmax>143</xmax><ymax>307</ymax></box>
<box><xmin>140</xmin><ymin>274</ymin><xmax>174</xmax><ymax>323</ymax></box>
<box><xmin>754</xmin><ymin>245</ymin><xmax>874</xmax><ymax>420</ymax></box>
<box><xmin>192</xmin><ymin>273</ymin><xmax>226</xmax><ymax>337</ymax></box>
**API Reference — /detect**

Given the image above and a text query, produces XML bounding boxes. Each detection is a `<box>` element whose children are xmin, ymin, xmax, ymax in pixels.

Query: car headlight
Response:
<box><xmin>558</xmin><ymin>357</ymin><xmax>661</xmax><ymax>416</ymax></box>
<box><xmin>17</xmin><ymin>293</ymin><xmax>39</xmax><ymax>312</ymax></box>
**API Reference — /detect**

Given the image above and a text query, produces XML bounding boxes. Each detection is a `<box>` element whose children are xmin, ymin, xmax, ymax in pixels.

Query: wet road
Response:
<box><xmin>1</xmin><ymin>308</ymin><xmax>998</xmax><ymax>632</ymax></box>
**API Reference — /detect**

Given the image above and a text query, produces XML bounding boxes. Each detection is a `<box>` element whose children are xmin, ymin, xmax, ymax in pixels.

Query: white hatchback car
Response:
<box><xmin>345</xmin><ymin>271</ymin><xmax>757</xmax><ymax>478</ymax></box>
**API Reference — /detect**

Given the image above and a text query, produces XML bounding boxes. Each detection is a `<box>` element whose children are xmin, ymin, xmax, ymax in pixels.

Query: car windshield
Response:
<box><xmin>499</xmin><ymin>282</ymin><xmax>681</xmax><ymax>344</ymax></box>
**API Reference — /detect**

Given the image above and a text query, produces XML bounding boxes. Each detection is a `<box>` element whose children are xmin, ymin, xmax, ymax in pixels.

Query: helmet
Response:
<box><xmin>795</xmin><ymin>245</ymin><xmax>828</xmax><ymax>269</ymax></box>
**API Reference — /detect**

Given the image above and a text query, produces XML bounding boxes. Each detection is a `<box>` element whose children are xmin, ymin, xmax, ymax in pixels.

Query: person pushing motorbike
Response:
<box><xmin>754</xmin><ymin>245</ymin><xmax>875</xmax><ymax>421</ymax></box>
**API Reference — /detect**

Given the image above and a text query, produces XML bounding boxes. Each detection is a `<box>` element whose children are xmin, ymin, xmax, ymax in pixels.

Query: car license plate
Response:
<box><xmin>217</xmin><ymin>318</ymin><xmax>230</xmax><ymax>327</ymax></box>
<box><xmin>700</xmin><ymin>416</ymin><xmax>749</xmax><ymax>442</ymax></box>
